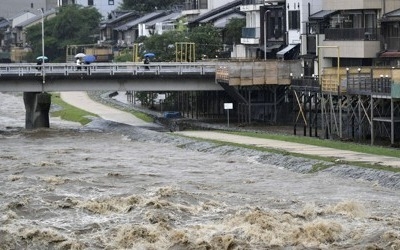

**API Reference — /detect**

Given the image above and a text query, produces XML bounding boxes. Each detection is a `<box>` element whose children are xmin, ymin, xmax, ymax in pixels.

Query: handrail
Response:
<box><xmin>0</xmin><ymin>62</ymin><xmax>217</xmax><ymax>77</ymax></box>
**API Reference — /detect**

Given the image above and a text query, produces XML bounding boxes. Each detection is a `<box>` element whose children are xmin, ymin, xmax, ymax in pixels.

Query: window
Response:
<box><xmin>288</xmin><ymin>11</ymin><xmax>300</xmax><ymax>30</ymax></box>
<box><xmin>199</xmin><ymin>0</ymin><xmax>207</xmax><ymax>9</ymax></box>
<box><xmin>108</xmin><ymin>0</ymin><xmax>114</xmax><ymax>5</ymax></box>
<box><xmin>88</xmin><ymin>0</ymin><xmax>93</xmax><ymax>5</ymax></box>
<box><xmin>62</xmin><ymin>0</ymin><xmax>75</xmax><ymax>4</ymax></box>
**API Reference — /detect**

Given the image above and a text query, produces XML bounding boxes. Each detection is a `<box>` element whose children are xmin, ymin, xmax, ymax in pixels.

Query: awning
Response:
<box><xmin>380</xmin><ymin>51</ymin><xmax>400</xmax><ymax>58</ymax></box>
<box><xmin>381</xmin><ymin>9</ymin><xmax>400</xmax><ymax>22</ymax></box>
<box><xmin>263</xmin><ymin>44</ymin><xmax>281</xmax><ymax>52</ymax></box>
<box><xmin>309</xmin><ymin>10</ymin><xmax>337</xmax><ymax>20</ymax></box>
<box><xmin>299</xmin><ymin>53</ymin><xmax>317</xmax><ymax>59</ymax></box>
<box><xmin>277</xmin><ymin>44</ymin><xmax>297</xmax><ymax>59</ymax></box>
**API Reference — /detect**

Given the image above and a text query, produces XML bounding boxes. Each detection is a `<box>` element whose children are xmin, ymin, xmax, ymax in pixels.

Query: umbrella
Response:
<box><xmin>144</xmin><ymin>53</ymin><xmax>155</xmax><ymax>58</ymax></box>
<box><xmin>83</xmin><ymin>55</ymin><xmax>96</xmax><ymax>64</ymax></box>
<box><xmin>74</xmin><ymin>53</ymin><xmax>86</xmax><ymax>58</ymax></box>
<box><xmin>36</xmin><ymin>56</ymin><xmax>48</xmax><ymax>61</ymax></box>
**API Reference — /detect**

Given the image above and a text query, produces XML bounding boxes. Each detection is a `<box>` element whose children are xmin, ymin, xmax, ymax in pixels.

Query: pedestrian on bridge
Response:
<box><xmin>144</xmin><ymin>56</ymin><xmax>150</xmax><ymax>70</ymax></box>
<box><xmin>76</xmin><ymin>58</ymin><xmax>82</xmax><ymax>70</ymax></box>
<box><xmin>36</xmin><ymin>60</ymin><xmax>42</xmax><ymax>71</ymax></box>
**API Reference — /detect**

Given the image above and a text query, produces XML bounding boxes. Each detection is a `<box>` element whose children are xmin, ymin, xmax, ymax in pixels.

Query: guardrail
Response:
<box><xmin>0</xmin><ymin>62</ymin><xmax>217</xmax><ymax>77</ymax></box>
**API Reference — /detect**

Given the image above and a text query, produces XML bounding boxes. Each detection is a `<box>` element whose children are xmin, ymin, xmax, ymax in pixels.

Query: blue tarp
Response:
<box><xmin>163</xmin><ymin>111</ymin><xmax>181</xmax><ymax>118</ymax></box>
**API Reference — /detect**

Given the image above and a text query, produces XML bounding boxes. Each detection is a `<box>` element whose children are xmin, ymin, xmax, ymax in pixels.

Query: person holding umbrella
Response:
<box><xmin>144</xmin><ymin>56</ymin><xmax>150</xmax><ymax>70</ymax></box>
<box><xmin>76</xmin><ymin>57</ymin><xmax>82</xmax><ymax>70</ymax></box>
<box><xmin>143</xmin><ymin>53</ymin><xmax>154</xmax><ymax>70</ymax></box>
<box><xmin>36</xmin><ymin>60</ymin><xmax>42</xmax><ymax>71</ymax></box>
<box><xmin>36</xmin><ymin>56</ymin><xmax>48</xmax><ymax>71</ymax></box>
<box><xmin>75</xmin><ymin>53</ymin><xmax>86</xmax><ymax>71</ymax></box>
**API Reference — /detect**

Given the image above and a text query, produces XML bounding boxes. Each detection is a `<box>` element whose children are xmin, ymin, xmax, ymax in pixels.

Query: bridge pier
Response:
<box><xmin>23</xmin><ymin>92</ymin><xmax>51</xmax><ymax>129</ymax></box>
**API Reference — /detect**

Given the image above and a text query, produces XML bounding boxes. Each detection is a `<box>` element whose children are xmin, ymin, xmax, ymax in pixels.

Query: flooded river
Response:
<box><xmin>0</xmin><ymin>92</ymin><xmax>399</xmax><ymax>249</ymax></box>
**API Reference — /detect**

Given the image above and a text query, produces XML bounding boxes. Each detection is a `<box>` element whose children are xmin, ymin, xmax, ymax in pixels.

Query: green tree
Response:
<box><xmin>188</xmin><ymin>24</ymin><xmax>222</xmax><ymax>60</ymax></box>
<box><xmin>25</xmin><ymin>5</ymin><xmax>102</xmax><ymax>62</ymax></box>
<box><xmin>128</xmin><ymin>25</ymin><xmax>223</xmax><ymax>62</ymax></box>
<box><xmin>224</xmin><ymin>18</ymin><xmax>245</xmax><ymax>45</ymax></box>
<box><xmin>114</xmin><ymin>48</ymin><xmax>134</xmax><ymax>62</ymax></box>
<box><xmin>114</xmin><ymin>31</ymin><xmax>188</xmax><ymax>62</ymax></box>
<box><xmin>143</xmin><ymin>31</ymin><xmax>187</xmax><ymax>62</ymax></box>
<box><xmin>120</xmin><ymin>0</ymin><xmax>185</xmax><ymax>12</ymax></box>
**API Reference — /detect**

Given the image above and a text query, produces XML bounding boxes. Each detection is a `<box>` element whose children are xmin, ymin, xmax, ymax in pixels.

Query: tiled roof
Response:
<box><xmin>144</xmin><ymin>12</ymin><xmax>182</xmax><ymax>27</ymax></box>
<box><xmin>189</xmin><ymin>0</ymin><xmax>242</xmax><ymax>25</ymax></box>
<box><xmin>114</xmin><ymin>11</ymin><xmax>167</xmax><ymax>31</ymax></box>
<box><xmin>15</xmin><ymin>9</ymin><xmax>57</xmax><ymax>28</ymax></box>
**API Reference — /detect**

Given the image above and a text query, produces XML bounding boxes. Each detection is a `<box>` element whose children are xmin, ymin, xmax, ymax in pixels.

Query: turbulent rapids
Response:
<box><xmin>0</xmin><ymin>92</ymin><xmax>400</xmax><ymax>249</ymax></box>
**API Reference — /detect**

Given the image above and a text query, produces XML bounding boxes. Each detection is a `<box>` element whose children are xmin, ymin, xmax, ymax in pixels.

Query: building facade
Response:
<box><xmin>0</xmin><ymin>0</ymin><xmax>57</xmax><ymax>19</ymax></box>
<box><xmin>58</xmin><ymin>0</ymin><xmax>123</xmax><ymax>18</ymax></box>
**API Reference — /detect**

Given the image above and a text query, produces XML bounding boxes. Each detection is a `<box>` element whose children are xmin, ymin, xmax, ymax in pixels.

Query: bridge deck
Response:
<box><xmin>0</xmin><ymin>62</ymin><xmax>216</xmax><ymax>77</ymax></box>
<box><xmin>0</xmin><ymin>62</ymin><xmax>222</xmax><ymax>92</ymax></box>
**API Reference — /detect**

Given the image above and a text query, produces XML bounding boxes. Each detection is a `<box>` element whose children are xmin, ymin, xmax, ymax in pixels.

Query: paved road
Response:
<box><xmin>60</xmin><ymin>91</ymin><xmax>400</xmax><ymax>168</ymax></box>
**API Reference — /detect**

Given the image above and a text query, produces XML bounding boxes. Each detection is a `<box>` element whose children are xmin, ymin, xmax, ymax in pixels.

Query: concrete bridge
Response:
<box><xmin>0</xmin><ymin>62</ymin><xmax>222</xmax><ymax>128</ymax></box>
<box><xmin>0</xmin><ymin>62</ymin><xmax>221</xmax><ymax>92</ymax></box>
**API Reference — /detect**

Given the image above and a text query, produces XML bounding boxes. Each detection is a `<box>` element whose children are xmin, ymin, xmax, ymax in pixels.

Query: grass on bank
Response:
<box><xmin>225</xmin><ymin>130</ymin><xmax>400</xmax><ymax>158</ymax></box>
<box><xmin>176</xmin><ymin>134</ymin><xmax>400</xmax><ymax>173</ymax></box>
<box><xmin>124</xmin><ymin>109</ymin><xmax>153</xmax><ymax>123</ymax></box>
<box><xmin>50</xmin><ymin>93</ymin><xmax>98</xmax><ymax>125</ymax></box>
<box><xmin>50</xmin><ymin>92</ymin><xmax>153</xmax><ymax>125</ymax></box>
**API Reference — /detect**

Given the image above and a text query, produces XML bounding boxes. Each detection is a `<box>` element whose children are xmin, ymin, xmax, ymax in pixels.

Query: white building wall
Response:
<box><xmin>12</xmin><ymin>12</ymin><xmax>37</xmax><ymax>28</ymax></box>
<box><xmin>231</xmin><ymin>44</ymin><xmax>247</xmax><ymax>59</ymax></box>
<box><xmin>71</xmin><ymin>0</ymin><xmax>123</xmax><ymax>18</ymax></box>
<box><xmin>155</xmin><ymin>23</ymin><xmax>164</xmax><ymax>35</ymax></box>
<box><xmin>1</xmin><ymin>0</ymin><xmax>55</xmax><ymax>19</ymax></box>
<box><xmin>138</xmin><ymin>23</ymin><xmax>149</xmax><ymax>37</ymax></box>
<box><xmin>286</xmin><ymin>0</ymin><xmax>323</xmax><ymax>45</ymax></box>
<box><xmin>286</xmin><ymin>0</ymin><xmax>301</xmax><ymax>44</ymax></box>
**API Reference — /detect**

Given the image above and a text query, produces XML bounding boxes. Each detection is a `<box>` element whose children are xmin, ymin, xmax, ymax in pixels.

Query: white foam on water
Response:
<box><xmin>0</xmin><ymin>92</ymin><xmax>400</xmax><ymax>249</ymax></box>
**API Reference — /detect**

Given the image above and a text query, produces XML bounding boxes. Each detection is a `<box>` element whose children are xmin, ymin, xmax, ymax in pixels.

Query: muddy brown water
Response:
<box><xmin>1</xmin><ymin>92</ymin><xmax>400</xmax><ymax>249</ymax></box>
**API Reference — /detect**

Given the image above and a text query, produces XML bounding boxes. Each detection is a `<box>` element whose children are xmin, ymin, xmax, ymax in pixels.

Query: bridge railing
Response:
<box><xmin>0</xmin><ymin>64</ymin><xmax>39</xmax><ymax>76</ymax></box>
<box><xmin>0</xmin><ymin>62</ymin><xmax>217</xmax><ymax>77</ymax></box>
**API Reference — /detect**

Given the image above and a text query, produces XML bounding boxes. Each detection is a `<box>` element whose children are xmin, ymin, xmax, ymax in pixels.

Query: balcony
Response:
<box><xmin>242</xmin><ymin>0</ymin><xmax>264</xmax><ymax>4</ymax></box>
<box><xmin>323</xmin><ymin>0</ymin><xmax>382</xmax><ymax>10</ymax></box>
<box><xmin>183</xmin><ymin>0</ymin><xmax>207</xmax><ymax>10</ymax></box>
<box><xmin>384</xmin><ymin>37</ymin><xmax>400</xmax><ymax>51</ymax></box>
<box><xmin>242</xmin><ymin>27</ymin><xmax>260</xmax><ymax>39</ymax></box>
<box><xmin>291</xmin><ymin>76</ymin><xmax>320</xmax><ymax>91</ymax></box>
<box><xmin>325</xmin><ymin>28</ymin><xmax>379</xmax><ymax>41</ymax></box>
<box><xmin>241</xmin><ymin>27</ymin><xmax>260</xmax><ymax>44</ymax></box>
<box><xmin>240</xmin><ymin>0</ymin><xmax>262</xmax><ymax>11</ymax></box>
<box><xmin>347</xmin><ymin>75</ymin><xmax>392</xmax><ymax>96</ymax></box>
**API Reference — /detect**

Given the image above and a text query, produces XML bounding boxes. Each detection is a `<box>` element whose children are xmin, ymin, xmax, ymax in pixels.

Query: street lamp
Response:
<box><xmin>38</xmin><ymin>8</ymin><xmax>45</xmax><ymax>86</ymax></box>
<box><xmin>263</xmin><ymin>10</ymin><xmax>270</xmax><ymax>61</ymax></box>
